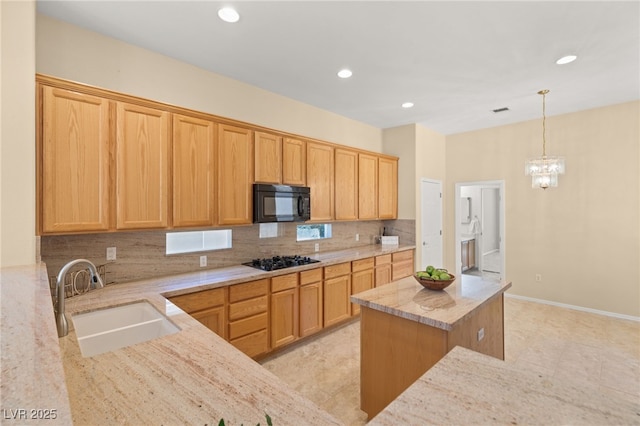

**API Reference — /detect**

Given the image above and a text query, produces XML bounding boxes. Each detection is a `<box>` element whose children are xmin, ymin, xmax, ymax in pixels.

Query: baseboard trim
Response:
<box><xmin>505</xmin><ymin>293</ymin><xmax>640</xmax><ymax>323</ymax></box>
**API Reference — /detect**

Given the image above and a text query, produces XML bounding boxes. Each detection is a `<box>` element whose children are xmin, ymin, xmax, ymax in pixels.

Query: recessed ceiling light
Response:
<box><xmin>401</xmin><ymin>102</ymin><xmax>414</xmax><ymax>109</ymax></box>
<box><xmin>218</xmin><ymin>7</ymin><xmax>240</xmax><ymax>23</ymax></box>
<box><xmin>337</xmin><ymin>69</ymin><xmax>353</xmax><ymax>79</ymax></box>
<box><xmin>556</xmin><ymin>55</ymin><xmax>577</xmax><ymax>65</ymax></box>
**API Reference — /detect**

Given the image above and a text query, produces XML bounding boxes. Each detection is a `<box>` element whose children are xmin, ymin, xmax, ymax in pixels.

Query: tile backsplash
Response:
<box><xmin>41</xmin><ymin>220</ymin><xmax>415</xmax><ymax>285</ymax></box>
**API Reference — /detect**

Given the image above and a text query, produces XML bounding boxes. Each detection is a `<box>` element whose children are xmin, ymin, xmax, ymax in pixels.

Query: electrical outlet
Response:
<box><xmin>106</xmin><ymin>247</ymin><xmax>116</xmax><ymax>261</ymax></box>
<box><xmin>314</xmin><ymin>243</ymin><xmax>319</xmax><ymax>252</ymax></box>
<box><xmin>477</xmin><ymin>327</ymin><xmax>485</xmax><ymax>342</ymax></box>
<box><xmin>200</xmin><ymin>255</ymin><xmax>207</xmax><ymax>267</ymax></box>
<box><xmin>535</xmin><ymin>274</ymin><xmax>542</xmax><ymax>282</ymax></box>
<box><xmin>355</xmin><ymin>233</ymin><xmax>360</xmax><ymax>241</ymax></box>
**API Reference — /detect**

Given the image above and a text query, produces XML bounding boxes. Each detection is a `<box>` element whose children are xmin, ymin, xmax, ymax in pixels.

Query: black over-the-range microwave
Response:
<box><xmin>253</xmin><ymin>184</ymin><xmax>311</xmax><ymax>223</ymax></box>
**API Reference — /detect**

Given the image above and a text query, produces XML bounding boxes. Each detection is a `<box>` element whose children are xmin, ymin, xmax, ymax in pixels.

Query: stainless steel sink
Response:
<box><xmin>71</xmin><ymin>301</ymin><xmax>180</xmax><ymax>357</ymax></box>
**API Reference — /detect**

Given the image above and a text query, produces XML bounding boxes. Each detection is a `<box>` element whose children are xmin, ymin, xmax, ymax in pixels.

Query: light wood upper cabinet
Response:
<box><xmin>218</xmin><ymin>124</ymin><xmax>253</xmax><ymax>225</ymax></box>
<box><xmin>378</xmin><ymin>157</ymin><xmax>398</xmax><ymax>219</ymax></box>
<box><xmin>116</xmin><ymin>102</ymin><xmax>170</xmax><ymax>229</ymax></box>
<box><xmin>40</xmin><ymin>86</ymin><xmax>111</xmax><ymax>233</ymax></box>
<box><xmin>335</xmin><ymin>148</ymin><xmax>359</xmax><ymax>221</ymax></box>
<box><xmin>172</xmin><ymin>114</ymin><xmax>216</xmax><ymax>228</ymax></box>
<box><xmin>254</xmin><ymin>131</ymin><xmax>282</xmax><ymax>184</ymax></box>
<box><xmin>358</xmin><ymin>153</ymin><xmax>378</xmax><ymax>220</ymax></box>
<box><xmin>307</xmin><ymin>141</ymin><xmax>334</xmax><ymax>221</ymax></box>
<box><xmin>282</xmin><ymin>137</ymin><xmax>306</xmax><ymax>186</ymax></box>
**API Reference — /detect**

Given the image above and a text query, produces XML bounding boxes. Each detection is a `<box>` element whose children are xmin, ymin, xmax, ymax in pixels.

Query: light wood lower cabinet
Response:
<box><xmin>299</xmin><ymin>268</ymin><xmax>323</xmax><ymax>337</ymax></box>
<box><xmin>271</xmin><ymin>273</ymin><xmax>299</xmax><ymax>349</ymax></box>
<box><xmin>169</xmin><ymin>287</ymin><xmax>227</xmax><ymax>340</ymax></box>
<box><xmin>351</xmin><ymin>257</ymin><xmax>374</xmax><ymax>315</ymax></box>
<box><xmin>228</xmin><ymin>279</ymin><xmax>269</xmax><ymax>358</ymax></box>
<box><xmin>323</xmin><ymin>262</ymin><xmax>352</xmax><ymax>327</ymax></box>
<box><xmin>374</xmin><ymin>254</ymin><xmax>392</xmax><ymax>287</ymax></box>
<box><xmin>392</xmin><ymin>249</ymin><xmax>414</xmax><ymax>281</ymax></box>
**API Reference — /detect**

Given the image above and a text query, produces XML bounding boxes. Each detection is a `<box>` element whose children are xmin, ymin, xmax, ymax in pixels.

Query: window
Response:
<box><xmin>166</xmin><ymin>230</ymin><xmax>232</xmax><ymax>255</ymax></box>
<box><xmin>296</xmin><ymin>224</ymin><xmax>332</xmax><ymax>241</ymax></box>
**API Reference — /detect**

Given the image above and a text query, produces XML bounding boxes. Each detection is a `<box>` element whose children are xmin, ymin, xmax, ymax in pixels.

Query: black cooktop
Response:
<box><xmin>243</xmin><ymin>255</ymin><xmax>320</xmax><ymax>271</ymax></box>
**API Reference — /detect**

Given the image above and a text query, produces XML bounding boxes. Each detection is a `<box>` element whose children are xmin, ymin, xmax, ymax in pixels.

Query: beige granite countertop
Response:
<box><xmin>0</xmin><ymin>264</ymin><xmax>73</xmax><ymax>425</ymax></box>
<box><xmin>370</xmin><ymin>346</ymin><xmax>640</xmax><ymax>425</ymax></box>
<box><xmin>350</xmin><ymin>275</ymin><xmax>511</xmax><ymax>330</ymax></box>
<box><xmin>4</xmin><ymin>244</ymin><xmax>413</xmax><ymax>424</ymax></box>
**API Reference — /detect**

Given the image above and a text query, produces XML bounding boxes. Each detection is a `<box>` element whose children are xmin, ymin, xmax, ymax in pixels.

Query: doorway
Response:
<box><xmin>455</xmin><ymin>181</ymin><xmax>505</xmax><ymax>280</ymax></box>
<box><xmin>420</xmin><ymin>178</ymin><xmax>443</xmax><ymax>270</ymax></box>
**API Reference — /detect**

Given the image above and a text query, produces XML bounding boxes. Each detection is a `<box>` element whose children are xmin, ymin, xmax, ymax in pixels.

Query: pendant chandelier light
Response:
<box><xmin>525</xmin><ymin>89</ymin><xmax>565</xmax><ymax>189</ymax></box>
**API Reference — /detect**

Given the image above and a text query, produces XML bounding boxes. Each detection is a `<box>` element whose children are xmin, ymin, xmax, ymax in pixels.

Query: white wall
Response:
<box><xmin>0</xmin><ymin>1</ymin><xmax>36</xmax><ymax>267</ymax></box>
<box><xmin>35</xmin><ymin>15</ymin><xmax>382</xmax><ymax>153</ymax></box>
<box><xmin>446</xmin><ymin>101</ymin><xmax>640</xmax><ymax>317</ymax></box>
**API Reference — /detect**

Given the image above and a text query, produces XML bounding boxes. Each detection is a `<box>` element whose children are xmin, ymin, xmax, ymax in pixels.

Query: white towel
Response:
<box><xmin>468</xmin><ymin>217</ymin><xmax>481</xmax><ymax>234</ymax></box>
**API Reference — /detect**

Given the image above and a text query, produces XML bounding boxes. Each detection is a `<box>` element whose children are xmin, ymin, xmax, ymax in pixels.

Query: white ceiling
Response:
<box><xmin>36</xmin><ymin>1</ymin><xmax>640</xmax><ymax>135</ymax></box>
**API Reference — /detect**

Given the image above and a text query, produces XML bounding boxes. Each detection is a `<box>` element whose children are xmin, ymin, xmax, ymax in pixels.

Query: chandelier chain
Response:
<box><xmin>538</xmin><ymin>89</ymin><xmax>549</xmax><ymax>158</ymax></box>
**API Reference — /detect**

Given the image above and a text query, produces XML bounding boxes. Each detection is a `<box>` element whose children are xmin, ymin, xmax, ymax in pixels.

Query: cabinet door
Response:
<box><xmin>378</xmin><ymin>157</ymin><xmax>398</xmax><ymax>219</ymax></box>
<box><xmin>469</xmin><ymin>239</ymin><xmax>476</xmax><ymax>269</ymax></box>
<box><xmin>218</xmin><ymin>124</ymin><xmax>253</xmax><ymax>225</ymax></box>
<box><xmin>358</xmin><ymin>153</ymin><xmax>378</xmax><ymax>220</ymax></box>
<box><xmin>334</xmin><ymin>148</ymin><xmax>358</xmax><ymax>220</ymax></box>
<box><xmin>116</xmin><ymin>102</ymin><xmax>169</xmax><ymax>229</ymax></box>
<box><xmin>323</xmin><ymin>274</ymin><xmax>351</xmax><ymax>327</ymax></box>
<box><xmin>172</xmin><ymin>114</ymin><xmax>216</xmax><ymax>227</ymax></box>
<box><xmin>254</xmin><ymin>131</ymin><xmax>282</xmax><ymax>184</ymax></box>
<box><xmin>271</xmin><ymin>288</ymin><xmax>299</xmax><ymax>348</ymax></box>
<box><xmin>282</xmin><ymin>137</ymin><xmax>306</xmax><ymax>185</ymax></box>
<box><xmin>351</xmin><ymin>269</ymin><xmax>374</xmax><ymax>315</ymax></box>
<box><xmin>307</xmin><ymin>141</ymin><xmax>334</xmax><ymax>221</ymax></box>
<box><xmin>41</xmin><ymin>86</ymin><xmax>111</xmax><ymax>233</ymax></box>
<box><xmin>191</xmin><ymin>305</ymin><xmax>227</xmax><ymax>340</ymax></box>
<box><xmin>461</xmin><ymin>241</ymin><xmax>469</xmax><ymax>271</ymax></box>
<box><xmin>375</xmin><ymin>264</ymin><xmax>392</xmax><ymax>287</ymax></box>
<box><xmin>299</xmin><ymin>281</ymin><xmax>323</xmax><ymax>337</ymax></box>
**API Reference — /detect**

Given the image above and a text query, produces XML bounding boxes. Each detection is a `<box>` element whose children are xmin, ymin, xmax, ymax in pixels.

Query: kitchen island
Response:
<box><xmin>351</xmin><ymin>275</ymin><xmax>511</xmax><ymax>419</ymax></box>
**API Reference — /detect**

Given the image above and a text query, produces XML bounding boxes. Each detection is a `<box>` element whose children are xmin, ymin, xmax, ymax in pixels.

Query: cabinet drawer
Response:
<box><xmin>230</xmin><ymin>328</ymin><xmax>269</xmax><ymax>359</ymax></box>
<box><xmin>228</xmin><ymin>295</ymin><xmax>268</xmax><ymax>321</ymax></box>
<box><xmin>352</xmin><ymin>257</ymin><xmax>374</xmax><ymax>272</ymax></box>
<box><xmin>272</xmin><ymin>272</ymin><xmax>298</xmax><ymax>292</ymax></box>
<box><xmin>392</xmin><ymin>250</ymin><xmax>414</xmax><ymax>262</ymax></box>
<box><xmin>392</xmin><ymin>260</ymin><xmax>414</xmax><ymax>281</ymax></box>
<box><xmin>229</xmin><ymin>279</ymin><xmax>269</xmax><ymax>303</ymax></box>
<box><xmin>375</xmin><ymin>254</ymin><xmax>392</xmax><ymax>266</ymax></box>
<box><xmin>324</xmin><ymin>262</ymin><xmax>351</xmax><ymax>279</ymax></box>
<box><xmin>300</xmin><ymin>267</ymin><xmax>323</xmax><ymax>285</ymax></box>
<box><xmin>170</xmin><ymin>287</ymin><xmax>225</xmax><ymax>313</ymax></box>
<box><xmin>229</xmin><ymin>312</ymin><xmax>268</xmax><ymax>340</ymax></box>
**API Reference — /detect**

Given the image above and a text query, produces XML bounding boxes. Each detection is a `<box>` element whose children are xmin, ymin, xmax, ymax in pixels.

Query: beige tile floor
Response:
<box><xmin>260</xmin><ymin>297</ymin><xmax>640</xmax><ymax>425</ymax></box>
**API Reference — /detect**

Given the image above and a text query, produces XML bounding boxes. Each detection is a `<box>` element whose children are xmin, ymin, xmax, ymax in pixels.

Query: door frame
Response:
<box><xmin>454</xmin><ymin>180</ymin><xmax>505</xmax><ymax>279</ymax></box>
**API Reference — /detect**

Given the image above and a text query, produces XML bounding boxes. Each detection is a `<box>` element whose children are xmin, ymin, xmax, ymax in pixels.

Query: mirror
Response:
<box><xmin>461</xmin><ymin>197</ymin><xmax>471</xmax><ymax>223</ymax></box>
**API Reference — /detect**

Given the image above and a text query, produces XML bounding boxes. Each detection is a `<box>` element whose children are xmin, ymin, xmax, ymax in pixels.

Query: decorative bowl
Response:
<box><xmin>413</xmin><ymin>273</ymin><xmax>456</xmax><ymax>291</ymax></box>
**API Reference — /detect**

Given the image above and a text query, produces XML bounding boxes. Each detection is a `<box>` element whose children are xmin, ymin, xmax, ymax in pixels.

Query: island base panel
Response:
<box><xmin>360</xmin><ymin>307</ymin><xmax>448</xmax><ymax>419</ymax></box>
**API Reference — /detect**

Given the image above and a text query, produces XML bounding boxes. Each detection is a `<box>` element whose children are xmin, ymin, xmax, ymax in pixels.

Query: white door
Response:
<box><xmin>481</xmin><ymin>187</ymin><xmax>501</xmax><ymax>274</ymax></box>
<box><xmin>420</xmin><ymin>179</ymin><xmax>442</xmax><ymax>269</ymax></box>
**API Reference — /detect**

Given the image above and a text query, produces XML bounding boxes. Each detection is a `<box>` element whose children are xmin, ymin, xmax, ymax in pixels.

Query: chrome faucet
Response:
<box><xmin>55</xmin><ymin>259</ymin><xmax>105</xmax><ymax>337</ymax></box>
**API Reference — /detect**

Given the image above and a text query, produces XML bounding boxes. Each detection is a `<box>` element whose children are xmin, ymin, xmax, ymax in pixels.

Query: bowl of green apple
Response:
<box><xmin>414</xmin><ymin>266</ymin><xmax>456</xmax><ymax>291</ymax></box>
